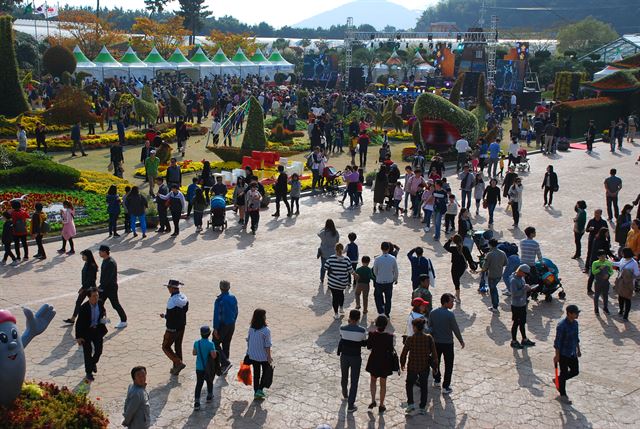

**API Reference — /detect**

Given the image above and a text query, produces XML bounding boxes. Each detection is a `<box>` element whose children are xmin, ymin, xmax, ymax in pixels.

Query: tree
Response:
<box><xmin>241</xmin><ymin>96</ymin><xmax>266</xmax><ymax>151</ymax></box>
<box><xmin>42</xmin><ymin>45</ymin><xmax>76</xmax><ymax>77</ymax></box>
<box><xmin>557</xmin><ymin>16</ymin><xmax>618</xmax><ymax>56</ymax></box>
<box><xmin>178</xmin><ymin>0</ymin><xmax>211</xmax><ymax>44</ymax></box>
<box><xmin>144</xmin><ymin>0</ymin><xmax>168</xmax><ymax>14</ymax></box>
<box><xmin>206</xmin><ymin>30</ymin><xmax>259</xmax><ymax>56</ymax></box>
<box><xmin>53</xmin><ymin>10</ymin><xmax>124</xmax><ymax>58</ymax></box>
<box><xmin>14</xmin><ymin>30</ymin><xmax>40</xmax><ymax>73</ymax></box>
<box><xmin>131</xmin><ymin>16</ymin><xmax>190</xmax><ymax>57</ymax></box>
<box><xmin>272</xmin><ymin>38</ymin><xmax>290</xmax><ymax>51</ymax></box>
<box><xmin>352</xmin><ymin>47</ymin><xmax>379</xmax><ymax>83</ymax></box>
<box><xmin>0</xmin><ymin>15</ymin><xmax>29</xmax><ymax>117</ymax></box>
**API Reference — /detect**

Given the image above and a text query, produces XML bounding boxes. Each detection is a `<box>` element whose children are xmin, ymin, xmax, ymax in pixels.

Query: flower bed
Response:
<box><xmin>0</xmin><ymin>381</ymin><xmax>108</xmax><ymax>429</ymax></box>
<box><xmin>385</xmin><ymin>130</ymin><xmax>413</xmax><ymax>141</ymax></box>
<box><xmin>0</xmin><ymin>125</ymin><xmax>208</xmax><ymax>152</ymax></box>
<box><xmin>76</xmin><ymin>170</ymin><xmax>132</xmax><ymax>195</ymax></box>
<box><xmin>0</xmin><ymin>114</ymin><xmax>71</xmax><ymax>137</ymax></box>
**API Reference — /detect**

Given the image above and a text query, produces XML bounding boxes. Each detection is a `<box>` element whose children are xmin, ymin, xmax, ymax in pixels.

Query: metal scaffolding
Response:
<box><xmin>344</xmin><ymin>17</ymin><xmax>354</xmax><ymax>88</ymax></box>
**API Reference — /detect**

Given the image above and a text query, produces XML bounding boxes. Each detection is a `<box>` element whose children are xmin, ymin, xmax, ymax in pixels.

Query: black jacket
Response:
<box><xmin>75</xmin><ymin>301</ymin><xmax>108</xmax><ymax>339</ymax></box>
<box><xmin>140</xmin><ymin>145</ymin><xmax>152</xmax><ymax>163</ymax></box>
<box><xmin>82</xmin><ymin>262</ymin><xmax>98</xmax><ymax>289</ymax></box>
<box><xmin>110</xmin><ymin>145</ymin><xmax>124</xmax><ymax>164</ymax></box>
<box><xmin>275</xmin><ymin>173</ymin><xmax>288</xmax><ymax>196</ymax></box>
<box><xmin>2</xmin><ymin>220</ymin><xmax>13</xmax><ymax>245</ymax></box>
<box><xmin>542</xmin><ymin>171</ymin><xmax>558</xmax><ymax>191</ymax></box>
<box><xmin>165</xmin><ymin>292</ymin><xmax>189</xmax><ymax>331</ymax></box>
<box><xmin>99</xmin><ymin>257</ymin><xmax>118</xmax><ymax>290</ymax></box>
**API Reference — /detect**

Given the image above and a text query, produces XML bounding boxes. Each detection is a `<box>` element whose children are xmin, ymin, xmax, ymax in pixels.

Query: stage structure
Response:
<box><xmin>343</xmin><ymin>16</ymin><xmax>499</xmax><ymax>88</ymax></box>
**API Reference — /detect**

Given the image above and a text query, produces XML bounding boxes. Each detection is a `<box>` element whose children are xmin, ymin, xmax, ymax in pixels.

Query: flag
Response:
<box><xmin>34</xmin><ymin>4</ymin><xmax>46</xmax><ymax>15</ymax></box>
<box><xmin>44</xmin><ymin>5</ymin><xmax>58</xmax><ymax>18</ymax></box>
<box><xmin>24</xmin><ymin>3</ymin><xmax>33</xmax><ymax>14</ymax></box>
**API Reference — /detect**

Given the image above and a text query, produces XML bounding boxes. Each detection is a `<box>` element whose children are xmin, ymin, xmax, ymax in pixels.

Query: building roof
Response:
<box><xmin>583</xmin><ymin>69</ymin><xmax>640</xmax><ymax>93</ymax></box>
<box><xmin>579</xmin><ymin>34</ymin><xmax>640</xmax><ymax>63</ymax></box>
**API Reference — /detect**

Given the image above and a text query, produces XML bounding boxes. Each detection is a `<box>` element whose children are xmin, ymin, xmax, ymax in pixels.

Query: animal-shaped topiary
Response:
<box><xmin>470</xmin><ymin>73</ymin><xmax>492</xmax><ymax>131</ymax></box>
<box><xmin>134</xmin><ymin>86</ymin><xmax>159</xmax><ymax>126</ymax></box>
<box><xmin>413</xmin><ymin>92</ymin><xmax>479</xmax><ymax>142</ymax></box>
<box><xmin>449</xmin><ymin>73</ymin><xmax>465</xmax><ymax>106</ymax></box>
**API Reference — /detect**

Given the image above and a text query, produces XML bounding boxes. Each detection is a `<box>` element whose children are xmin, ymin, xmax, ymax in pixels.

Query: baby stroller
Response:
<box><xmin>207</xmin><ymin>195</ymin><xmax>227</xmax><ymax>231</ymax></box>
<box><xmin>516</xmin><ymin>148</ymin><xmax>530</xmax><ymax>172</ymax></box>
<box><xmin>322</xmin><ymin>166</ymin><xmax>342</xmax><ymax>197</ymax></box>
<box><xmin>529</xmin><ymin>258</ymin><xmax>566</xmax><ymax>302</ymax></box>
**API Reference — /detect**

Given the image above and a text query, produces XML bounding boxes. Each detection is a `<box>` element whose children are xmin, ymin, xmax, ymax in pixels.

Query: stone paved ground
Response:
<box><xmin>2</xmin><ymin>143</ymin><xmax>640</xmax><ymax>428</ymax></box>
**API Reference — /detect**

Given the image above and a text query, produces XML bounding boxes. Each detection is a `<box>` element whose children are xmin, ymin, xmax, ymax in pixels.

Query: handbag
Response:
<box><xmin>107</xmin><ymin>161</ymin><xmax>114</xmax><ymax>172</ymax></box>
<box><xmin>390</xmin><ymin>347</ymin><xmax>400</xmax><ymax>372</ymax></box>
<box><xmin>262</xmin><ymin>363</ymin><xmax>274</xmax><ymax>389</ymax></box>
<box><xmin>237</xmin><ymin>362</ymin><xmax>253</xmax><ymax>386</ymax></box>
<box><xmin>482</xmin><ymin>199</ymin><xmax>488</xmax><ymax>209</ymax></box>
<box><xmin>614</xmin><ymin>261</ymin><xmax>635</xmax><ymax>299</ymax></box>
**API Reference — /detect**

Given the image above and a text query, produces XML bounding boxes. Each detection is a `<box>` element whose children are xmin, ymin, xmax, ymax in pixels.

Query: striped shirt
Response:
<box><xmin>325</xmin><ymin>255</ymin><xmax>353</xmax><ymax>290</ymax></box>
<box><xmin>519</xmin><ymin>239</ymin><xmax>542</xmax><ymax>265</ymax></box>
<box><xmin>247</xmin><ymin>326</ymin><xmax>272</xmax><ymax>362</ymax></box>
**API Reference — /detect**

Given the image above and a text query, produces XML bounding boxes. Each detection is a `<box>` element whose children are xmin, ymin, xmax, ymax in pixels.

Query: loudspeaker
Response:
<box><xmin>462</xmin><ymin>72</ymin><xmax>482</xmax><ymax>96</ymax></box>
<box><xmin>348</xmin><ymin>67</ymin><xmax>365</xmax><ymax>91</ymax></box>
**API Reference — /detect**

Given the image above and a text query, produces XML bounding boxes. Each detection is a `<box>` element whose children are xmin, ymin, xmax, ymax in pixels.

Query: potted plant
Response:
<box><xmin>146</xmin><ymin>203</ymin><xmax>159</xmax><ymax>228</ymax></box>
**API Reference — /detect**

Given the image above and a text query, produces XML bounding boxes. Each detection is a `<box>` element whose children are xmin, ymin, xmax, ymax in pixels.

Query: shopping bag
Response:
<box><xmin>554</xmin><ymin>363</ymin><xmax>560</xmax><ymax>391</ymax></box>
<box><xmin>237</xmin><ymin>362</ymin><xmax>253</xmax><ymax>386</ymax></box>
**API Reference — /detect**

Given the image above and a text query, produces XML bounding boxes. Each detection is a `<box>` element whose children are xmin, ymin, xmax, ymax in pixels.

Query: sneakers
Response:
<box><xmin>558</xmin><ymin>395</ymin><xmax>572</xmax><ymax>405</ymax></box>
<box><xmin>488</xmin><ymin>307</ymin><xmax>498</xmax><ymax>313</ymax></box>
<box><xmin>172</xmin><ymin>362</ymin><xmax>186</xmax><ymax>375</ymax></box>
<box><xmin>194</xmin><ymin>402</ymin><xmax>200</xmax><ymax>410</ymax></box>
<box><xmin>521</xmin><ymin>339</ymin><xmax>536</xmax><ymax>347</ymax></box>
<box><xmin>368</xmin><ymin>401</ymin><xmax>377</xmax><ymax>409</ymax></box>
<box><xmin>405</xmin><ymin>404</ymin><xmax>416</xmax><ymax>414</ymax></box>
<box><xmin>418</xmin><ymin>407</ymin><xmax>427</xmax><ymax>415</ymax></box>
<box><xmin>206</xmin><ymin>394</ymin><xmax>213</xmax><ymax>402</ymax></box>
<box><xmin>442</xmin><ymin>387</ymin><xmax>453</xmax><ymax>395</ymax></box>
<box><xmin>432</xmin><ymin>381</ymin><xmax>441</xmax><ymax>388</ymax></box>
<box><xmin>347</xmin><ymin>405</ymin><xmax>358</xmax><ymax>413</ymax></box>
<box><xmin>115</xmin><ymin>321</ymin><xmax>128</xmax><ymax>329</ymax></box>
<box><xmin>510</xmin><ymin>340</ymin><xmax>524</xmax><ymax>349</ymax></box>
<box><xmin>254</xmin><ymin>389</ymin><xmax>266</xmax><ymax>400</ymax></box>
<box><xmin>423</xmin><ymin>226</ymin><xmax>430</xmax><ymax>232</ymax></box>
<box><xmin>339</xmin><ymin>307</ymin><xmax>345</xmax><ymax>315</ymax></box>
<box><xmin>334</xmin><ymin>313</ymin><xmax>341</xmax><ymax>320</ymax></box>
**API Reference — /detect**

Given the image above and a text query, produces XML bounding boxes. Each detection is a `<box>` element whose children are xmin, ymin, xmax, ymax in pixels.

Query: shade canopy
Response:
<box><xmin>386</xmin><ymin>50</ymin><xmax>402</xmax><ymax>66</ymax></box>
<box><xmin>119</xmin><ymin>46</ymin><xmax>146</xmax><ymax>67</ymax></box>
<box><xmin>250</xmin><ymin>48</ymin><xmax>270</xmax><ymax>64</ymax></box>
<box><xmin>93</xmin><ymin>46</ymin><xmax>121</xmax><ymax>68</ymax></box>
<box><xmin>267</xmin><ymin>49</ymin><xmax>292</xmax><ymax>66</ymax></box>
<box><xmin>190</xmin><ymin>46</ymin><xmax>214</xmax><ymax>65</ymax></box>
<box><xmin>211</xmin><ymin>48</ymin><xmax>234</xmax><ymax>65</ymax></box>
<box><xmin>143</xmin><ymin>47</ymin><xmax>173</xmax><ymax>69</ymax></box>
<box><xmin>73</xmin><ymin>45</ymin><xmax>95</xmax><ymax>68</ymax></box>
<box><xmin>167</xmin><ymin>48</ymin><xmax>194</xmax><ymax>68</ymax></box>
<box><xmin>231</xmin><ymin>48</ymin><xmax>253</xmax><ymax>64</ymax></box>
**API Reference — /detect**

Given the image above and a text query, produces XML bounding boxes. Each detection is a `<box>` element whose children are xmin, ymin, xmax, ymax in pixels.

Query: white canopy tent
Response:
<box><xmin>143</xmin><ymin>47</ymin><xmax>175</xmax><ymax>76</ymax></box>
<box><xmin>210</xmin><ymin>48</ymin><xmax>236</xmax><ymax>76</ymax></box>
<box><xmin>594</xmin><ymin>65</ymin><xmax>623</xmax><ymax>81</ymax></box>
<box><xmin>189</xmin><ymin>46</ymin><xmax>216</xmax><ymax>79</ymax></box>
<box><xmin>118</xmin><ymin>46</ymin><xmax>153</xmax><ymax>80</ymax></box>
<box><xmin>266</xmin><ymin>50</ymin><xmax>294</xmax><ymax>75</ymax></box>
<box><xmin>73</xmin><ymin>46</ymin><xmax>96</xmax><ymax>80</ymax></box>
<box><xmin>250</xmin><ymin>48</ymin><xmax>273</xmax><ymax>77</ymax></box>
<box><xmin>92</xmin><ymin>46</ymin><xmax>125</xmax><ymax>80</ymax></box>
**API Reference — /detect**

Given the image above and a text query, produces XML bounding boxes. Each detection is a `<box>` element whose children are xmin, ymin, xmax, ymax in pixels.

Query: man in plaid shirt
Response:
<box><xmin>400</xmin><ymin>318</ymin><xmax>438</xmax><ymax>415</ymax></box>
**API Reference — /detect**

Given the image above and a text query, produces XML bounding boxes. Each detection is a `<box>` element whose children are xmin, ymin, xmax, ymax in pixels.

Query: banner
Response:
<box><xmin>35</xmin><ymin>4</ymin><xmax>58</xmax><ymax>18</ymax></box>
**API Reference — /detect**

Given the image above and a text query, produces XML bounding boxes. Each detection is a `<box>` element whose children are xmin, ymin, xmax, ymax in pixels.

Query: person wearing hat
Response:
<box><xmin>400</xmin><ymin>317</ymin><xmax>437</xmax><ymax>415</ymax></box>
<box><xmin>98</xmin><ymin>245</ymin><xmax>127</xmax><ymax>329</ymax></box>
<box><xmin>406</xmin><ymin>298</ymin><xmax>429</xmax><ymax>339</ymax></box>
<box><xmin>553</xmin><ymin>305</ymin><xmax>581</xmax><ymax>404</ymax></box>
<box><xmin>192</xmin><ymin>325</ymin><xmax>217</xmax><ymax>410</ymax></box>
<box><xmin>509</xmin><ymin>264</ymin><xmax>535</xmax><ymax>349</ymax></box>
<box><xmin>412</xmin><ymin>274</ymin><xmax>433</xmax><ymax>315</ymax></box>
<box><xmin>144</xmin><ymin>150</ymin><xmax>160</xmax><ymax>197</ymax></box>
<box><xmin>160</xmin><ymin>280</ymin><xmax>189</xmax><ymax>375</ymax></box>
<box><xmin>213</xmin><ymin>280</ymin><xmax>237</xmax><ymax>374</ymax></box>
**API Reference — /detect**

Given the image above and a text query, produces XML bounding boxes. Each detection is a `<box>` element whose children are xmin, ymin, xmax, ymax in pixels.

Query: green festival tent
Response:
<box><xmin>210</xmin><ymin>48</ymin><xmax>235</xmax><ymax>75</ymax></box>
<box><xmin>189</xmin><ymin>45</ymin><xmax>215</xmax><ymax>77</ymax></box>
<box><xmin>167</xmin><ymin>47</ymin><xmax>194</xmax><ymax>68</ymax></box>
<box><xmin>73</xmin><ymin>45</ymin><xmax>95</xmax><ymax>69</ymax></box>
<box><xmin>267</xmin><ymin>49</ymin><xmax>294</xmax><ymax>74</ymax></box>
<box><xmin>143</xmin><ymin>47</ymin><xmax>173</xmax><ymax>71</ymax></box>
<box><xmin>92</xmin><ymin>46</ymin><xmax>123</xmax><ymax>80</ymax></box>
<box><xmin>250</xmin><ymin>48</ymin><xmax>273</xmax><ymax>77</ymax></box>
<box><xmin>231</xmin><ymin>48</ymin><xmax>258</xmax><ymax>77</ymax></box>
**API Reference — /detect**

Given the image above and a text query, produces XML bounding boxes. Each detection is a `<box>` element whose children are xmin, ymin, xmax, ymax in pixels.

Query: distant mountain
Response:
<box><xmin>294</xmin><ymin>0</ymin><xmax>421</xmax><ymax>31</ymax></box>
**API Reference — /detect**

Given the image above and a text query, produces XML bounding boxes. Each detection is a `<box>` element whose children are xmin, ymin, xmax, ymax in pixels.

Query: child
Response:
<box><xmin>428</xmin><ymin>166</ymin><xmax>441</xmax><ymax>182</ymax></box>
<box><xmin>403</xmin><ymin>166</ymin><xmax>414</xmax><ymax>212</ymax></box>
<box><xmin>2</xmin><ymin>212</ymin><xmax>18</xmax><ymax>266</ymax></box>
<box><xmin>412</xmin><ymin>274</ymin><xmax>433</xmax><ymax>316</ymax></box>
<box><xmin>186</xmin><ymin>177</ymin><xmax>199</xmax><ymax>218</ymax></box>
<box><xmin>354</xmin><ymin>256</ymin><xmax>373</xmax><ymax>313</ymax></box>
<box><xmin>122</xmin><ymin>186</ymin><xmax>131</xmax><ymax>234</ymax></box>
<box><xmin>346</xmin><ymin>232</ymin><xmax>359</xmax><ymax>285</ymax></box>
<box><xmin>498</xmin><ymin>154</ymin><xmax>506</xmax><ymax>178</ymax></box>
<box><xmin>470</xmin><ymin>150</ymin><xmax>480</xmax><ymax>173</ymax></box>
<box><xmin>339</xmin><ymin>166</ymin><xmax>352</xmax><ymax>205</ymax></box>
<box><xmin>192</xmin><ymin>325</ymin><xmax>217</xmax><ymax>410</ymax></box>
<box><xmin>441</xmin><ymin>177</ymin><xmax>451</xmax><ymax>195</ymax></box>
<box><xmin>421</xmin><ymin>182</ymin><xmax>434</xmax><ymax>232</ymax></box>
<box><xmin>445</xmin><ymin>194</ymin><xmax>459</xmax><ymax>233</ymax></box>
<box><xmin>31</xmin><ymin>202</ymin><xmax>47</xmax><ymax>260</ymax></box>
<box><xmin>591</xmin><ymin>249</ymin><xmax>614</xmax><ymax>314</ymax></box>
<box><xmin>393</xmin><ymin>182</ymin><xmax>404</xmax><ymax>215</ymax></box>
<box><xmin>290</xmin><ymin>173</ymin><xmax>301</xmax><ymax>215</ymax></box>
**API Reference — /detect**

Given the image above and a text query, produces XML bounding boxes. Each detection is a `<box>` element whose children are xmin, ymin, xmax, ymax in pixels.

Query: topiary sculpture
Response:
<box><xmin>168</xmin><ymin>94</ymin><xmax>186</xmax><ymax>118</ymax></box>
<box><xmin>470</xmin><ymin>73</ymin><xmax>492</xmax><ymax>131</ymax></box>
<box><xmin>42</xmin><ymin>45</ymin><xmax>77</xmax><ymax>78</ymax></box>
<box><xmin>241</xmin><ymin>96</ymin><xmax>267</xmax><ymax>151</ymax></box>
<box><xmin>449</xmin><ymin>73</ymin><xmax>465</xmax><ymax>106</ymax></box>
<box><xmin>0</xmin><ymin>16</ymin><xmax>30</xmax><ymax>117</ymax></box>
<box><xmin>134</xmin><ymin>85</ymin><xmax>159</xmax><ymax>126</ymax></box>
<box><xmin>413</xmin><ymin>92</ymin><xmax>479</xmax><ymax>142</ymax></box>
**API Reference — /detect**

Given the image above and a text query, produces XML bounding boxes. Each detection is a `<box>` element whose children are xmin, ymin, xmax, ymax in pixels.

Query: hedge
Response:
<box><xmin>552</xmin><ymin>97</ymin><xmax>627</xmax><ymax>138</ymax></box>
<box><xmin>0</xmin><ymin>16</ymin><xmax>30</xmax><ymax>117</ymax></box>
<box><xmin>553</xmin><ymin>72</ymin><xmax>585</xmax><ymax>101</ymax></box>
<box><xmin>241</xmin><ymin>96</ymin><xmax>267</xmax><ymax>151</ymax></box>
<box><xmin>0</xmin><ymin>160</ymin><xmax>80</xmax><ymax>187</ymax></box>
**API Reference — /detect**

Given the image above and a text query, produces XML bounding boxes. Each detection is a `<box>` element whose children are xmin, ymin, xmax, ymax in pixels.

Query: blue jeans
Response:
<box><xmin>411</xmin><ymin>194</ymin><xmax>421</xmax><ymax>217</ymax></box>
<box><xmin>488</xmin><ymin>277</ymin><xmax>500</xmax><ymax>309</ymax></box>
<box><xmin>433</xmin><ymin>211</ymin><xmax>443</xmax><ymax>239</ymax></box>
<box><xmin>423</xmin><ymin>208</ymin><xmax>433</xmax><ymax>227</ymax></box>
<box><xmin>373</xmin><ymin>282</ymin><xmax>393</xmax><ymax>316</ymax></box>
<box><xmin>130</xmin><ymin>214</ymin><xmax>147</xmax><ymax>234</ymax></box>
<box><xmin>487</xmin><ymin>202</ymin><xmax>497</xmax><ymax>224</ymax></box>
<box><xmin>340</xmin><ymin>355</ymin><xmax>361</xmax><ymax>408</ymax></box>
<box><xmin>461</xmin><ymin>190</ymin><xmax>472</xmax><ymax>209</ymax></box>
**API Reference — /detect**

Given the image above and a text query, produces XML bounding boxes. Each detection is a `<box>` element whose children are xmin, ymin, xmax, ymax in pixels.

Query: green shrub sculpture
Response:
<box><xmin>41</xmin><ymin>86</ymin><xmax>98</xmax><ymax>125</ymax></box>
<box><xmin>413</xmin><ymin>92</ymin><xmax>479</xmax><ymax>142</ymax></box>
<box><xmin>42</xmin><ymin>45</ymin><xmax>77</xmax><ymax>78</ymax></box>
<box><xmin>0</xmin><ymin>16</ymin><xmax>30</xmax><ymax>117</ymax></box>
<box><xmin>471</xmin><ymin>73</ymin><xmax>492</xmax><ymax>131</ymax></box>
<box><xmin>449</xmin><ymin>73</ymin><xmax>465</xmax><ymax>106</ymax></box>
<box><xmin>168</xmin><ymin>94</ymin><xmax>186</xmax><ymax>118</ymax></box>
<box><xmin>134</xmin><ymin>85</ymin><xmax>159</xmax><ymax>125</ymax></box>
<box><xmin>241</xmin><ymin>96</ymin><xmax>267</xmax><ymax>151</ymax></box>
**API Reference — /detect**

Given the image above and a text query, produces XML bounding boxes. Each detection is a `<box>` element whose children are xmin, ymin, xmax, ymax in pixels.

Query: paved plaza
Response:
<box><xmin>2</xmin><ymin>145</ymin><xmax>640</xmax><ymax>428</ymax></box>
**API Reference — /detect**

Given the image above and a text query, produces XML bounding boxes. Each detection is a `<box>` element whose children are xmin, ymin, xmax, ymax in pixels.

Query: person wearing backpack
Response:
<box><xmin>192</xmin><ymin>325</ymin><xmax>217</xmax><ymax>410</ymax></box>
<box><xmin>10</xmin><ymin>200</ymin><xmax>29</xmax><ymax>260</ymax></box>
<box><xmin>31</xmin><ymin>202</ymin><xmax>47</xmax><ymax>260</ymax></box>
<box><xmin>613</xmin><ymin>248</ymin><xmax>640</xmax><ymax>321</ymax></box>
